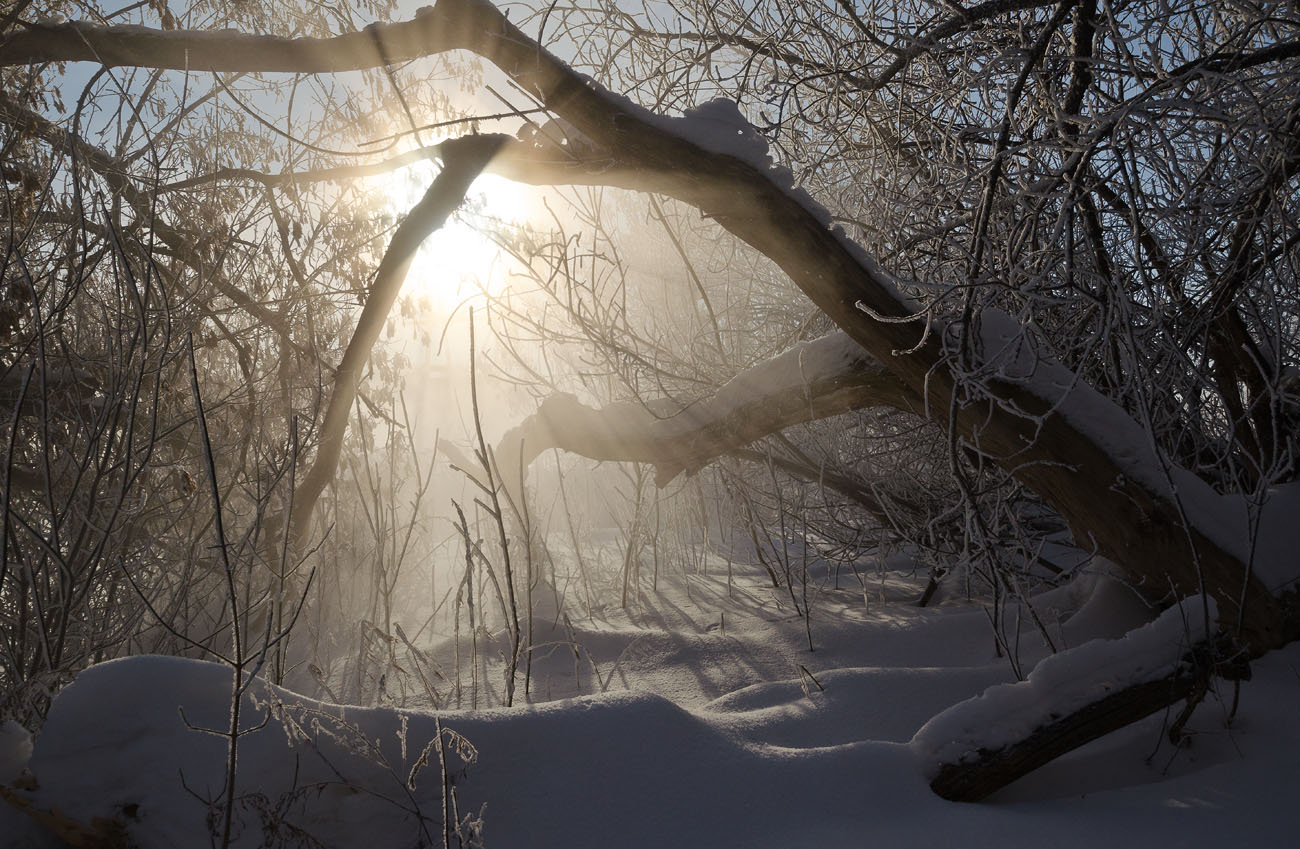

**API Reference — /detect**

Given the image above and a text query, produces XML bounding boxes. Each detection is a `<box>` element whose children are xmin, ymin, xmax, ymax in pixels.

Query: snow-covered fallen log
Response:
<box><xmin>912</xmin><ymin>597</ymin><xmax>1251</xmax><ymax>802</ymax></box>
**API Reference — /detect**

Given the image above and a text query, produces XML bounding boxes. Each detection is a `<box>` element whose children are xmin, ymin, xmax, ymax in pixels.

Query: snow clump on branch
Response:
<box><xmin>661</xmin><ymin>98</ymin><xmax>772</xmax><ymax>168</ymax></box>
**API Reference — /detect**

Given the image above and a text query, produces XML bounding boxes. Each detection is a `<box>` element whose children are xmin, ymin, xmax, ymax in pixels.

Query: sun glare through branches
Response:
<box><xmin>377</xmin><ymin>156</ymin><xmax>537</xmax><ymax>309</ymax></box>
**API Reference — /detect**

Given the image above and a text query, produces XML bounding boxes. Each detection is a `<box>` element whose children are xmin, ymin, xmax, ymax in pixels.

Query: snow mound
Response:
<box><xmin>30</xmin><ymin>656</ymin><xmax>479</xmax><ymax>849</ymax></box>
<box><xmin>24</xmin><ymin>656</ymin><xmax>899</xmax><ymax>849</ymax></box>
<box><xmin>910</xmin><ymin>596</ymin><xmax>1217</xmax><ymax>776</ymax></box>
<box><xmin>9</xmin><ymin>593</ymin><xmax>1300</xmax><ymax>848</ymax></box>
<box><xmin>705</xmin><ymin>665</ymin><xmax>1011</xmax><ymax>748</ymax></box>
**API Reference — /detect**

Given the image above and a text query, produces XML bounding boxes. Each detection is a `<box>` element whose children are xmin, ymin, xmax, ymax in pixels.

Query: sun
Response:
<box><xmin>377</xmin><ymin>158</ymin><xmax>534</xmax><ymax>310</ymax></box>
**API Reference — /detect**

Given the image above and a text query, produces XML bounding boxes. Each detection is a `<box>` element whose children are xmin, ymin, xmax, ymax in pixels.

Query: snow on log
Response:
<box><xmin>493</xmin><ymin>332</ymin><xmax>915</xmax><ymax>489</ymax></box>
<box><xmin>912</xmin><ymin>597</ymin><xmax>1251</xmax><ymax>802</ymax></box>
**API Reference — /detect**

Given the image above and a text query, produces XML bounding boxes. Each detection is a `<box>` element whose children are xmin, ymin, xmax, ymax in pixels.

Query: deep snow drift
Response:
<box><xmin>2</xmin><ymin>558</ymin><xmax>1297</xmax><ymax>848</ymax></box>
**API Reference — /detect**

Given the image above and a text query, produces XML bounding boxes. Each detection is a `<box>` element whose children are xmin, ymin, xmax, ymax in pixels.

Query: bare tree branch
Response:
<box><xmin>1</xmin><ymin>8</ymin><xmax>465</xmax><ymax>71</ymax></box>
<box><xmin>495</xmin><ymin>332</ymin><xmax>915</xmax><ymax>487</ymax></box>
<box><xmin>288</xmin><ymin>134</ymin><xmax>506</xmax><ymax>546</ymax></box>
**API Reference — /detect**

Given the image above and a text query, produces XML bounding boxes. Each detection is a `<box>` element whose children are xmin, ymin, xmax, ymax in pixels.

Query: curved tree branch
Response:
<box><xmin>493</xmin><ymin>332</ymin><xmax>915</xmax><ymax>488</ymax></box>
<box><xmin>289</xmin><ymin>134</ymin><xmax>507</xmax><ymax>546</ymax></box>
<box><xmin>422</xmin><ymin>0</ymin><xmax>1284</xmax><ymax>650</ymax></box>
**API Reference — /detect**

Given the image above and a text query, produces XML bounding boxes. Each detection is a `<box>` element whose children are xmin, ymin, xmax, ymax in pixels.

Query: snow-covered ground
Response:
<box><xmin>2</xmin><ymin>552</ymin><xmax>1297</xmax><ymax>848</ymax></box>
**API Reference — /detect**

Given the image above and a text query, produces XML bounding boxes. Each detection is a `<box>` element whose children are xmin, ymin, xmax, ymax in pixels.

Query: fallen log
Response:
<box><xmin>923</xmin><ymin>627</ymin><xmax>1251</xmax><ymax>803</ymax></box>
